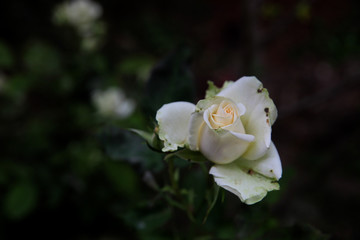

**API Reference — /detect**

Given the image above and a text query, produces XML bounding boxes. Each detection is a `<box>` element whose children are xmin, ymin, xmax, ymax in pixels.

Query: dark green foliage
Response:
<box><xmin>99</xmin><ymin>126</ymin><xmax>164</xmax><ymax>172</ymax></box>
<box><xmin>143</xmin><ymin>46</ymin><xmax>196</xmax><ymax>116</ymax></box>
<box><xmin>0</xmin><ymin>41</ymin><xmax>14</xmax><ymax>69</ymax></box>
<box><xmin>3</xmin><ymin>181</ymin><xmax>38</xmax><ymax>219</ymax></box>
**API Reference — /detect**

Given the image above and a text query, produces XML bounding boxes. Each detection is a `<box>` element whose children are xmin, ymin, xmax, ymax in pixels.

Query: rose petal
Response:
<box><xmin>217</xmin><ymin>76</ymin><xmax>277</xmax><ymax>160</ymax></box>
<box><xmin>229</xmin><ymin>131</ymin><xmax>255</xmax><ymax>142</ymax></box>
<box><xmin>188</xmin><ymin>111</ymin><xmax>205</xmax><ymax>151</ymax></box>
<box><xmin>203</xmin><ymin>105</ymin><xmax>220</xmax><ymax>129</ymax></box>
<box><xmin>222</xmin><ymin>117</ymin><xmax>245</xmax><ymax>133</ymax></box>
<box><xmin>217</xmin><ymin>77</ymin><xmax>277</xmax><ymax>124</ymax></box>
<box><xmin>156</xmin><ymin>101</ymin><xmax>195</xmax><ymax>152</ymax></box>
<box><xmin>236</xmin><ymin>102</ymin><xmax>246</xmax><ymax>116</ymax></box>
<box><xmin>239</xmin><ymin>142</ymin><xmax>282</xmax><ymax>180</ymax></box>
<box><xmin>198</xmin><ymin>125</ymin><xmax>252</xmax><ymax>164</ymax></box>
<box><xmin>209</xmin><ymin>162</ymin><xmax>280</xmax><ymax>204</ymax></box>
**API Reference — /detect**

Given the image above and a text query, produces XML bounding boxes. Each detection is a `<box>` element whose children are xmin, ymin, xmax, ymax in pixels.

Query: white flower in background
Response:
<box><xmin>53</xmin><ymin>0</ymin><xmax>105</xmax><ymax>51</ymax></box>
<box><xmin>156</xmin><ymin>76</ymin><xmax>282</xmax><ymax>204</ymax></box>
<box><xmin>64</xmin><ymin>0</ymin><xmax>101</xmax><ymax>28</ymax></box>
<box><xmin>54</xmin><ymin>0</ymin><xmax>102</xmax><ymax>31</ymax></box>
<box><xmin>92</xmin><ymin>87</ymin><xmax>135</xmax><ymax>119</ymax></box>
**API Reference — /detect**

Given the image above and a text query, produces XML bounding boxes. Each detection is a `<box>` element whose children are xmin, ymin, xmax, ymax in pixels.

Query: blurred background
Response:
<box><xmin>0</xmin><ymin>0</ymin><xmax>359</xmax><ymax>239</ymax></box>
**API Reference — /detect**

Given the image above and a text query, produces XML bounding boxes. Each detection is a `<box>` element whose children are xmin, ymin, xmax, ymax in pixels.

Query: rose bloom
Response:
<box><xmin>156</xmin><ymin>76</ymin><xmax>282</xmax><ymax>204</ymax></box>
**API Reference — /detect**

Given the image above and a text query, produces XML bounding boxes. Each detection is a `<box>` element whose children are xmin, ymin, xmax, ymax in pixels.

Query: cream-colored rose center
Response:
<box><xmin>208</xmin><ymin>101</ymin><xmax>239</xmax><ymax>129</ymax></box>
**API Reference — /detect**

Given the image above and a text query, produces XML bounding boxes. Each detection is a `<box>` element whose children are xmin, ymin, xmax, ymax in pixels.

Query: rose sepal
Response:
<box><xmin>129</xmin><ymin>128</ymin><xmax>164</xmax><ymax>152</ymax></box>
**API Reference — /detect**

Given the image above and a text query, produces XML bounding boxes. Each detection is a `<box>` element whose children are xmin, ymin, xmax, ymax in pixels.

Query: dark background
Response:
<box><xmin>0</xmin><ymin>0</ymin><xmax>359</xmax><ymax>239</ymax></box>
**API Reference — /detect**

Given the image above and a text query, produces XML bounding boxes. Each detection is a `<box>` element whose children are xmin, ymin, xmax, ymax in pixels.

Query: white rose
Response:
<box><xmin>156</xmin><ymin>76</ymin><xmax>282</xmax><ymax>204</ymax></box>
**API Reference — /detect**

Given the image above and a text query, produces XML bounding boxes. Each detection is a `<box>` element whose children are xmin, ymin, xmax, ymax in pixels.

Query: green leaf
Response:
<box><xmin>173</xmin><ymin>148</ymin><xmax>207</xmax><ymax>163</ymax></box>
<box><xmin>129</xmin><ymin>128</ymin><xmax>153</xmax><ymax>145</ymax></box>
<box><xmin>99</xmin><ymin>126</ymin><xmax>164</xmax><ymax>172</ymax></box>
<box><xmin>4</xmin><ymin>182</ymin><xmax>38</xmax><ymax>219</ymax></box>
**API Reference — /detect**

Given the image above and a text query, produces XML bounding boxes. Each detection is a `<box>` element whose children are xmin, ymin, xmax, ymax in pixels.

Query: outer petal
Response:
<box><xmin>209</xmin><ymin>162</ymin><xmax>279</xmax><ymax>205</ymax></box>
<box><xmin>238</xmin><ymin>142</ymin><xmax>282</xmax><ymax>180</ymax></box>
<box><xmin>217</xmin><ymin>76</ymin><xmax>277</xmax><ymax>160</ymax></box>
<box><xmin>156</xmin><ymin>102</ymin><xmax>195</xmax><ymax>152</ymax></box>
<box><xmin>188</xmin><ymin>111</ymin><xmax>205</xmax><ymax>151</ymax></box>
<box><xmin>199</xmin><ymin>125</ymin><xmax>253</xmax><ymax>164</ymax></box>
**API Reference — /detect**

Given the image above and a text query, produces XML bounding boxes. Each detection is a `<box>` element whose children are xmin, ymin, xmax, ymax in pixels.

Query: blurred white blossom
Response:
<box><xmin>92</xmin><ymin>87</ymin><xmax>136</xmax><ymax>119</ymax></box>
<box><xmin>53</xmin><ymin>0</ymin><xmax>105</xmax><ymax>51</ymax></box>
<box><xmin>54</xmin><ymin>0</ymin><xmax>101</xmax><ymax>30</ymax></box>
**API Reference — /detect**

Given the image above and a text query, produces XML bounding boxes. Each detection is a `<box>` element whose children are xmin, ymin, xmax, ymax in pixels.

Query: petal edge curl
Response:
<box><xmin>210</xmin><ymin>161</ymin><xmax>279</xmax><ymax>204</ymax></box>
<box><xmin>239</xmin><ymin>142</ymin><xmax>282</xmax><ymax>180</ymax></box>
